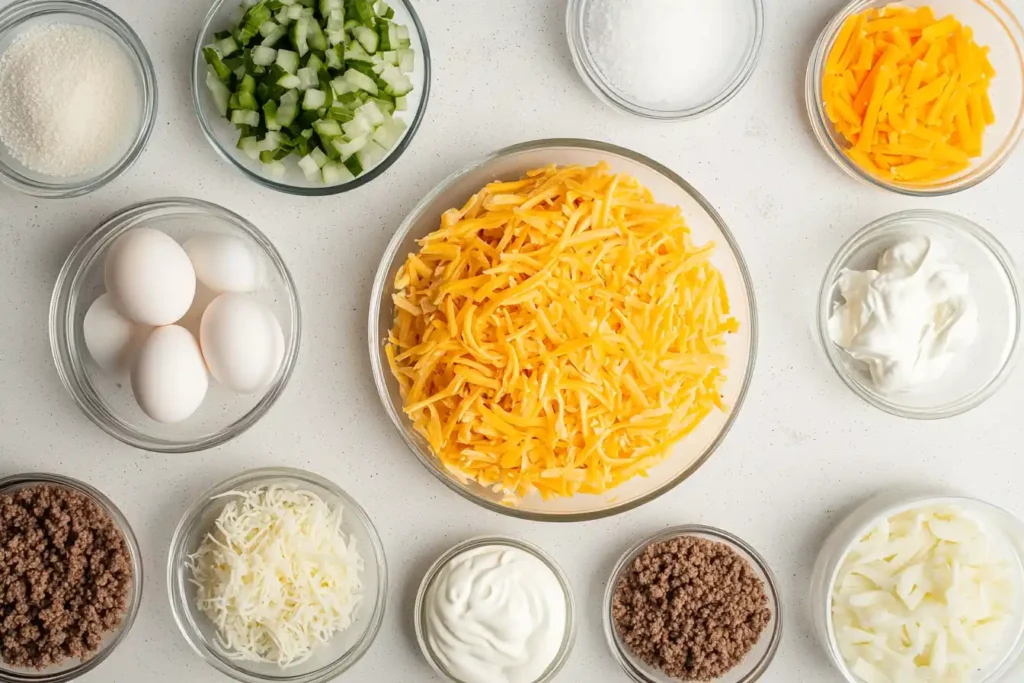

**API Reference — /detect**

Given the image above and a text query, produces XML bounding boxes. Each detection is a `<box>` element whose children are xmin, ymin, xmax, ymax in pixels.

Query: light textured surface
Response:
<box><xmin>1</xmin><ymin>1</ymin><xmax>1023</xmax><ymax>681</ymax></box>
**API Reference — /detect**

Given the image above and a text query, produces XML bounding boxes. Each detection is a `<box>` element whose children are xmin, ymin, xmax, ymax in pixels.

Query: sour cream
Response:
<box><xmin>423</xmin><ymin>544</ymin><xmax>567</xmax><ymax>683</ymax></box>
<box><xmin>828</xmin><ymin>236</ymin><xmax>978</xmax><ymax>393</ymax></box>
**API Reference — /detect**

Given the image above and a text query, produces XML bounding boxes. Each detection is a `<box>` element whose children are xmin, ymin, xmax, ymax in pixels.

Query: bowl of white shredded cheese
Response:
<box><xmin>0</xmin><ymin>0</ymin><xmax>157</xmax><ymax>198</ymax></box>
<box><xmin>167</xmin><ymin>467</ymin><xmax>387</xmax><ymax>683</ymax></box>
<box><xmin>811</xmin><ymin>492</ymin><xmax>1024</xmax><ymax>683</ymax></box>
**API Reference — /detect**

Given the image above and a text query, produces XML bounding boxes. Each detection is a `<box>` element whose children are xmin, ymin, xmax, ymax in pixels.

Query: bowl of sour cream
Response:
<box><xmin>413</xmin><ymin>537</ymin><xmax>576</xmax><ymax>683</ymax></box>
<box><xmin>817</xmin><ymin>209</ymin><xmax>1022</xmax><ymax>419</ymax></box>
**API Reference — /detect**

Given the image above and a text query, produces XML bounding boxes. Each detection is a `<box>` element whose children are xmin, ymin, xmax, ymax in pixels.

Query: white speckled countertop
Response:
<box><xmin>2</xmin><ymin>0</ymin><xmax>1024</xmax><ymax>681</ymax></box>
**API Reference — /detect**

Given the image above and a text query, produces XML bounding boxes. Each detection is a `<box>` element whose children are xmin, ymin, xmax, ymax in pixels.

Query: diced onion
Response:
<box><xmin>831</xmin><ymin>504</ymin><xmax>1017</xmax><ymax>683</ymax></box>
<box><xmin>187</xmin><ymin>485</ymin><xmax>364</xmax><ymax>667</ymax></box>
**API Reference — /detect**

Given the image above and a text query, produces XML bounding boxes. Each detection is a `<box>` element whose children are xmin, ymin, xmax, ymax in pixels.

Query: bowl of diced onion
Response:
<box><xmin>191</xmin><ymin>0</ymin><xmax>430</xmax><ymax>195</ymax></box>
<box><xmin>167</xmin><ymin>467</ymin><xmax>387</xmax><ymax>683</ymax></box>
<box><xmin>810</xmin><ymin>492</ymin><xmax>1024</xmax><ymax>683</ymax></box>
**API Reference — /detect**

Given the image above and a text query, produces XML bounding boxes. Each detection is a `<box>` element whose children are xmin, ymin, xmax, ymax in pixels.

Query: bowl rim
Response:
<box><xmin>48</xmin><ymin>197</ymin><xmax>302</xmax><ymax>453</ymax></box>
<box><xmin>412</xmin><ymin>535</ymin><xmax>577</xmax><ymax>683</ymax></box>
<box><xmin>804</xmin><ymin>0</ymin><xmax>1024</xmax><ymax>197</ymax></box>
<box><xmin>0</xmin><ymin>0</ymin><xmax>158</xmax><ymax>199</ymax></box>
<box><xmin>602</xmin><ymin>524</ymin><xmax>784</xmax><ymax>683</ymax></box>
<box><xmin>0</xmin><ymin>472</ymin><xmax>144</xmax><ymax>683</ymax></box>
<box><xmin>165</xmin><ymin>466</ymin><xmax>389</xmax><ymax>683</ymax></box>
<box><xmin>190</xmin><ymin>0</ymin><xmax>431</xmax><ymax>196</ymax></box>
<box><xmin>813</xmin><ymin>493</ymin><xmax>1024</xmax><ymax>683</ymax></box>
<box><xmin>565</xmin><ymin>0</ymin><xmax>765</xmax><ymax>121</ymax></box>
<box><xmin>367</xmin><ymin>137</ymin><xmax>759</xmax><ymax>522</ymax></box>
<box><xmin>816</xmin><ymin>208</ymin><xmax>1023</xmax><ymax>420</ymax></box>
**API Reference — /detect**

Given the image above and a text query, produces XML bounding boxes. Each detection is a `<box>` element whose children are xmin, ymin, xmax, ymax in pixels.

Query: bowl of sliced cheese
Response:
<box><xmin>806</xmin><ymin>0</ymin><xmax>1024</xmax><ymax>196</ymax></box>
<box><xmin>368</xmin><ymin>139</ymin><xmax>757</xmax><ymax>521</ymax></box>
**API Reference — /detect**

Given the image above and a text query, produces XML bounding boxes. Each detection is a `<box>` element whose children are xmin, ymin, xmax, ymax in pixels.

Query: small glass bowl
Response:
<box><xmin>191</xmin><ymin>0</ymin><xmax>430</xmax><ymax>195</ymax></box>
<box><xmin>0</xmin><ymin>472</ymin><xmax>143</xmax><ymax>683</ymax></box>
<box><xmin>565</xmin><ymin>0</ymin><xmax>763</xmax><ymax>120</ymax></box>
<box><xmin>413</xmin><ymin>536</ymin><xmax>577</xmax><ymax>683</ymax></box>
<box><xmin>369</xmin><ymin>138</ymin><xmax>757</xmax><ymax>521</ymax></box>
<box><xmin>810</xmin><ymin>492</ymin><xmax>1024</xmax><ymax>683</ymax></box>
<box><xmin>0</xmin><ymin>0</ymin><xmax>157</xmax><ymax>198</ymax></box>
<box><xmin>167</xmin><ymin>467</ymin><xmax>388</xmax><ymax>683</ymax></box>
<box><xmin>49</xmin><ymin>198</ymin><xmax>301</xmax><ymax>453</ymax></box>
<box><xmin>603</xmin><ymin>525</ymin><xmax>783</xmax><ymax>683</ymax></box>
<box><xmin>805</xmin><ymin>0</ymin><xmax>1024</xmax><ymax>196</ymax></box>
<box><xmin>817</xmin><ymin>209</ymin><xmax>1022</xmax><ymax>419</ymax></box>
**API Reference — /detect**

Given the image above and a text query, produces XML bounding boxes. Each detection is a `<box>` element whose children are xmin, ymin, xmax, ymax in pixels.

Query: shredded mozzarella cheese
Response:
<box><xmin>832</xmin><ymin>505</ymin><xmax>1018</xmax><ymax>683</ymax></box>
<box><xmin>187</xmin><ymin>486</ymin><xmax>364</xmax><ymax>668</ymax></box>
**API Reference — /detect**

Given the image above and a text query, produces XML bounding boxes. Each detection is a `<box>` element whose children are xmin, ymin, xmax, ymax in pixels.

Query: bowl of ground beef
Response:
<box><xmin>604</xmin><ymin>525</ymin><xmax>783</xmax><ymax>683</ymax></box>
<box><xmin>0</xmin><ymin>473</ymin><xmax>143</xmax><ymax>682</ymax></box>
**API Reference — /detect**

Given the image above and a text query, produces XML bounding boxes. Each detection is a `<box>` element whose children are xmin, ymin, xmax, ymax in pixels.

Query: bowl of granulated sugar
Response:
<box><xmin>566</xmin><ymin>0</ymin><xmax>764</xmax><ymax>120</ymax></box>
<box><xmin>0</xmin><ymin>0</ymin><xmax>157</xmax><ymax>198</ymax></box>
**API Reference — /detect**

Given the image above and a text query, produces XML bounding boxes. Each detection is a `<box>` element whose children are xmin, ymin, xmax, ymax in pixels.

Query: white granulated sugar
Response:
<box><xmin>0</xmin><ymin>23</ymin><xmax>139</xmax><ymax>177</ymax></box>
<box><xmin>586</xmin><ymin>0</ymin><xmax>754</xmax><ymax>109</ymax></box>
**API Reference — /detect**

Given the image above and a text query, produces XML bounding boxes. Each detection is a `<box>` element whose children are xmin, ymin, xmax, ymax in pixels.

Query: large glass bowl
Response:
<box><xmin>49</xmin><ymin>198</ymin><xmax>301</xmax><ymax>453</ymax></box>
<box><xmin>191</xmin><ymin>0</ymin><xmax>430</xmax><ymax>195</ymax></box>
<box><xmin>805</xmin><ymin>0</ymin><xmax>1024</xmax><ymax>196</ymax></box>
<box><xmin>810</xmin><ymin>492</ymin><xmax>1024</xmax><ymax>683</ymax></box>
<box><xmin>368</xmin><ymin>139</ymin><xmax>757</xmax><ymax>521</ymax></box>
<box><xmin>0</xmin><ymin>472</ymin><xmax>143</xmax><ymax>683</ymax></box>
<box><xmin>604</xmin><ymin>525</ymin><xmax>783</xmax><ymax>683</ymax></box>
<box><xmin>167</xmin><ymin>467</ymin><xmax>388</xmax><ymax>683</ymax></box>
<box><xmin>817</xmin><ymin>209</ymin><xmax>1022</xmax><ymax>419</ymax></box>
<box><xmin>0</xmin><ymin>0</ymin><xmax>157</xmax><ymax>198</ymax></box>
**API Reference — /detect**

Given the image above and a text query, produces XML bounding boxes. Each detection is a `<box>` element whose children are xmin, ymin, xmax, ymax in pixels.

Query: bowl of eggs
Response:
<box><xmin>49</xmin><ymin>197</ymin><xmax>301</xmax><ymax>453</ymax></box>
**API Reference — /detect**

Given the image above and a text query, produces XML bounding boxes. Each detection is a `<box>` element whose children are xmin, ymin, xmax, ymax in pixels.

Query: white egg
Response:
<box><xmin>183</xmin><ymin>233</ymin><xmax>264</xmax><ymax>293</ymax></box>
<box><xmin>83</xmin><ymin>293</ymin><xmax>150</xmax><ymax>374</ymax></box>
<box><xmin>178</xmin><ymin>281</ymin><xmax>218</xmax><ymax>340</ymax></box>
<box><xmin>200</xmin><ymin>294</ymin><xmax>285</xmax><ymax>394</ymax></box>
<box><xmin>105</xmin><ymin>228</ymin><xmax>196</xmax><ymax>326</ymax></box>
<box><xmin>131</xmin><ymin>325</ymin><xmax>209</xmax><ymax>423</ymax></box>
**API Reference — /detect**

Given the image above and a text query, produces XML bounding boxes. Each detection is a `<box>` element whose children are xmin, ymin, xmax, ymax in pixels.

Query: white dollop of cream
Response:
<box><xmin>828</xmin><ymin>236</ymin><xmax>978</xmax><ymax>394</ymax></box>
<box><xmin>424</xmin><ymin>545</ymin><xmax>567</xmax><ymax>683</ymax></box>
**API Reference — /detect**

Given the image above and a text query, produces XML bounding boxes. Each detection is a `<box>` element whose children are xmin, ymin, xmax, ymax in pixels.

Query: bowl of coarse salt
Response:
<box><xmin>0</xmin><ymin>0</ymin><xmax>157</xmax><ymax>198</ymax></box>
<box><xmin>566</xmin><ymin>0</ymin><xmax>764</xmax><ymax>120</ymax></box>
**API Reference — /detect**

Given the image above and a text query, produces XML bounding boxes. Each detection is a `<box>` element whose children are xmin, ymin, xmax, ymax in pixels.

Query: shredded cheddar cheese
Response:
<box><xmin>386</xmin><ymin>163</ymin><xmax>738</xmax><ymax>502</ymax></box>
<box><xmin>823</xmin><ymin>5</ymin><xmax>996</xmax><ymax>183</ymax></box>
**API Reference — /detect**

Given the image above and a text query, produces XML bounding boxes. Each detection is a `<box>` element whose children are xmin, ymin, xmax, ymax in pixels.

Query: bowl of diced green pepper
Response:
<box><xmin>192</xmin><ymin>0</ymin><xmax>430</xmax><ymax>195</ymax></box>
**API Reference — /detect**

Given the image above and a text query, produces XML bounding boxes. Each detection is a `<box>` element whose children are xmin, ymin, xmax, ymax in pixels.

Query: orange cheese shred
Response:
<box><xmin>823</xmin><ymin>4</ymin><xmax>996</xmax><ymax>183</ymax></box>
<box><xmin>386</xmin><ymin>163</ymin><xmax>737</xmax><ymax>502</ymax></box>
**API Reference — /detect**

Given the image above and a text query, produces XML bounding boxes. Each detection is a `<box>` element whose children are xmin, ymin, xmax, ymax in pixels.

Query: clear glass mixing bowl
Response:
<box><xmin>49</xmin><ymin>198</ymin><xmax>301</xmax><ymax>452</ymax></box>
<box><xmin>167</xmin><ymin>467</ymin><xmax>387</xmax><ymax>683</ymax></box>
<box><xmin>368</xmin><ymin>139</ymin><xmax>757</xmax><ymax>521</ymax></box>
<box><xmin>0</xmin><ymin>472</ymin><xmax>143</xmax><ymax>683</ymax></box>
<box><xmin>805</xmin><ymin>0</ymin><xmax>1024</xmax><ymax>196</ymax></box>
<box><xmin>0</xmin><ymin>0</ymin><xmax>157</xmax><ymax>198</ymax></box>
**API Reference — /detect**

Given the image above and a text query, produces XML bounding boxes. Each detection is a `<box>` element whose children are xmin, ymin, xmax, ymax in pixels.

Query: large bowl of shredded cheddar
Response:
<box><xmin>369</xmin><ymin>139</ymin><xmax>756</xmax><ymax>520</ymax></box>
<box><xmin>806</xmin><ymin>0</ymin><xmax>1024</xmax><ymax>196</ymax></box>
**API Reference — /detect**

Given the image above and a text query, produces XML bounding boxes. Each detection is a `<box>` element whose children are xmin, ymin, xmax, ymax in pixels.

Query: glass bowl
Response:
<box><xmin>0</xmin><ymin>472</ymin><xmax>144</xmax><ymax>683</ymax></box>
<box><xmin>810</xmin><ymin>492</ymin><xmax>1024</xmax><ymax>683</ymax></box>
<box><xmin>49</xmin><ymin>198</ymin><xmax>301</xmax><ymax>453</ymax></box>
<box><xmin>565</xmin><ymin>0</ymin><xmax>763</xmax><ymax>120</ymax></box>
<box><xmin>368</xmin><ymin>138</ymin><xmax>757</xmax><ymax>521</ymax></box>
<box><xmin>167</xmin><ymin>467</ymin><xmax>388</xmax><ymax>683</ymax></box>
<box><xmin>191</xmin><ymin>0</ymin><xmax>430</xmax><ymax>195</ymax></box>
<box><xmin>603</xmin><ymin>525</ymin><xmax>783</xmax><ymax>683</ymax></box>
<box><xmin>413</xmin><ymin>536</ymin><xmax>576</xmax><ymax>683</ymax></box>
<box><xmin>805</xmin><ymin>0</ymin><xmax>1024</xmax><ymax>196</ymax></box>
<box><xmin>817</xmin><ymin>209</ymin><xmax>1022</xmax><ymax>419</ymax></box>
<box><xmin>0</xmin><ymin>0</ymin><xmax>157</xmax><ymax>198</ymax></box>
